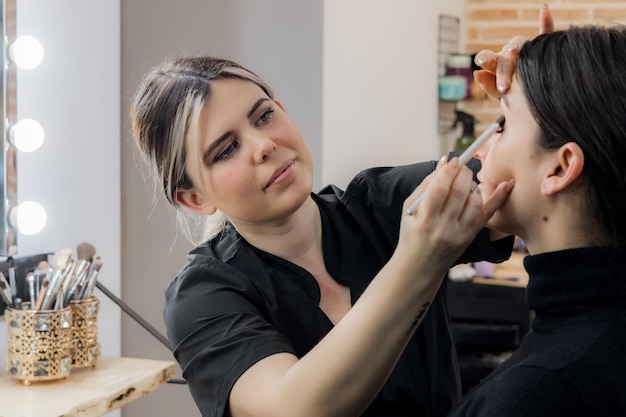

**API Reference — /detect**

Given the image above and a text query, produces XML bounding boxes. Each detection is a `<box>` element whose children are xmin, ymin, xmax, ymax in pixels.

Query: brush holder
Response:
<box><xmin>69</xmin><ymin>296</ymin><xmax>101</xmax><ymax>367</ymax></box>
<box><xmin>5</xmin><ymin>303</ymin><xmax>72</xmax><ymax>384</ymax></box>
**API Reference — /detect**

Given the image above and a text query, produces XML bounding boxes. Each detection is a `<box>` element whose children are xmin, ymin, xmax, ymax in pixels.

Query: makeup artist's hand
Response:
<box><xmin>397</xmin><ymin>158</ymin><xmax>513</xmax><ymax>279</ymax></box>
<box><xmin>473</xmin><ymin>3</ymin><xmax>554</xmax><ymax>97</ymax></box>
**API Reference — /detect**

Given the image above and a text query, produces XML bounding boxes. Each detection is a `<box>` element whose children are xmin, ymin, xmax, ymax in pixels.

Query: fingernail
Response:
<box><xmin>497</xmin><ymin>82</ymin><xmax>509</xmax><ymax>93</ymax></box>
<box><xmin>507</xmin><ymin>43</ymin><xmax>519</xmax><ymax>52</ymax></box>
<box><xmin>438</xmin><ymin>154</ymin><xmax>448</xmax><ymax>166</ymax></box>
<box><xmin>475</xmin><ymin>56</ymin><xmax>486</xmax><ymax>66</ymax></box>
<box><xmin>507</xmin><ymin>179</ymin><xmax>515</xmax><ymax>190</ymax></box>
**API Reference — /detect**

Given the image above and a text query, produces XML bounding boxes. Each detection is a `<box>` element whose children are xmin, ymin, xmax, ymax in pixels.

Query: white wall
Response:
<box><xmin>323</xmin><ymin>0</ymin><xmax>464</xmax><ymax>188</ymax></box>
<box><xmin>14</xmin><ymin>0</ymin><xmax>121</xmax><ymax>394</ymax></box>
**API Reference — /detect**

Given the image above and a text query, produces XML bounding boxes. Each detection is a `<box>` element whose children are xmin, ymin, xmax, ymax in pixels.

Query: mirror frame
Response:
<box><xmin>1</xmin><ymin>0</ymin><xmax>18</xmax><ymax>256</ymax></box>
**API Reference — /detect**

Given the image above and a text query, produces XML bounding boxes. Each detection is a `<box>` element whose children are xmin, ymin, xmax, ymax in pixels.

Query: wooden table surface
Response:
<box><xmin>0</xmin><ymin>356</ymin><xmax>175</xmax><ymax>417</ymax></box>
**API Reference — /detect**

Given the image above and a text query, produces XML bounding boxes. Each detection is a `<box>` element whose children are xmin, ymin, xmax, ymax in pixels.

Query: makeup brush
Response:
<box><xmin>7</xmin><ymin>256</ymin><xmax>17</xmax><ymax>302</ymax></box>
<box><xmin>34</xmin><ymin>278</ymin><xmax>49</xmax><ymax>310</ymax></box>
<box><xmin>406</xmin><ymin>115</ymin><xmax>505</xmax><ymax>215</ymax></box>
<box><xmin>34</xmin><ymin>260</ymin><xmax>49</xmax><ymax>300</ymax></box>
<box><xmin>63</xmin><ymin>242</ymin><xmax>96</xmax><ymax>306</ymax></box>
<box><xmin>26</xmin><ymin>272</ymin><xmax>37</xmax><ymax>306</ymax></box>
<box><xmin>39</xmin><ymin>248</ymin><xmax>73</xmax><ymax>310</ymax></box>
<box><xmin>80</xmin><ymin>258</ymin><xmax>102</xmax><ymax>299</ymax></box>
<box><xmin>0</xmin><ymin>272</ymin><xmax>14</xmax><ymax>307</ymax></box>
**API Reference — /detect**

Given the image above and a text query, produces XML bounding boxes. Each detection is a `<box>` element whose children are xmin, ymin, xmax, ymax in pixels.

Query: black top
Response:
<box><xmin>164</xmin><ymin>161</ymin><xmax>513</xmax><ymax>417</ymax></box>
<box><xmin>449</xmin><ymin>246</ymin><xmax>626</xmax><ymax>417</ymax></box>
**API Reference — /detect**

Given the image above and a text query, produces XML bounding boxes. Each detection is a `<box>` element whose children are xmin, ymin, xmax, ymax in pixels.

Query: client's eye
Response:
<box><xmin>496</xmin><ymin>117</ymin><xmax>506</xmax><ymax>134</ymax></box>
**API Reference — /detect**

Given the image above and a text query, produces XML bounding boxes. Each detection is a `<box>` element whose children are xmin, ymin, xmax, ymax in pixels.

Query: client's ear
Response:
<box><xmin>541</xmin><ymin>142</ymin><xmax>584</xmax><ymax>196</ymax></box>
<box><xmin>175</xmin><ymin>188</ymin><xmax>217</xmax><ymax>215</ymax></box>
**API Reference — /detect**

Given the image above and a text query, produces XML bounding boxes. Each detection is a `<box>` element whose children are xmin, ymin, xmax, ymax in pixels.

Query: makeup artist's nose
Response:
<box><xmin>251</xmin><ymin>135</ymin><xmax>277</xmax><ymax>163</ymax></box>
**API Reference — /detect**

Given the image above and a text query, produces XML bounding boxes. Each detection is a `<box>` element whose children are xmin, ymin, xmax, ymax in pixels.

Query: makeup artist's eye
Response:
<box><xmin>254</xmin><ymin>108</ymin><xmax>274</xmax><ymax>128</ymax></box>
<box><xmin>214</xmin><ymin>141</ymin><xmax>239</xmax><ymax>162</ymax></box>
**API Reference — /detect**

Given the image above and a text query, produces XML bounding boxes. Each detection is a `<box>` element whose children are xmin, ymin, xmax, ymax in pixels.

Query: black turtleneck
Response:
<box><xmin>450</xmin><ymin>246</ymin><xmax>626</xmax><ymax>417</ymax></box>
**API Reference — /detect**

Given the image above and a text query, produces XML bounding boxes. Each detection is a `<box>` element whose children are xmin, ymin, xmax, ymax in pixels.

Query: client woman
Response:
<box><xmin>450</xmin><ymin>24</ymin><xmax>626</xmax><ymax>416</ymax></box>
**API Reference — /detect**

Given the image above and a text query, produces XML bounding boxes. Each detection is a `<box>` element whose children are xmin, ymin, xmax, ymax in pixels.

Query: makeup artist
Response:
<box><xmin>128</xmin><ymin>8</ymin><xmax>551</xmax><ymax>417</ymax></box>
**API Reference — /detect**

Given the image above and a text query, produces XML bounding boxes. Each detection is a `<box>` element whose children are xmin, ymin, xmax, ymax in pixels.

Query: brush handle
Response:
<box><xmin>406</xmin><ymin>116</ymin><xmax>504</xmax><ymax>215</ymax></box>
<box><xmin>34</xmin><ymin>279</ymin><xmax>49</xmax><ymax>310</ymax></box>
<box><xmin>27</xmin><ymin>273</ymin><xmax>37</xmax><ymax>305</ymax></box>
<box><xmin>63</xmin><ymin>261</ymin><xmax>91</xmax><ymax>306</ymax></box>
<box><xmin>0</xmin><ymin>272</ymin><xmax>13</xmax><ymax>307</ymax></box>
<box><xmin>80</xmin><ymin>268</ymin><xmax>100</xmax><ymax>299</ymax></box>
<box><xmin>39</xmin><ymin>267</ymin><xmax>72</xmax><ymax>310</ymax></box>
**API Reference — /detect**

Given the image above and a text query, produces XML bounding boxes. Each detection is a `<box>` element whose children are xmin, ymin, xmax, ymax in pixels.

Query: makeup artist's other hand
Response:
<box><xmin>397</xmin><ymin>159</ymin><xmax>513</xmax><ymax>279</ymax></box>
<box><xmin>474</xmin><ymin>3</ymin><xmax>554</xmax><ymax>97</ymax></box>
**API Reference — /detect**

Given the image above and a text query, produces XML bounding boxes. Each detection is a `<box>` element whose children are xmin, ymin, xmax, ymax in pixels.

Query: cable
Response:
<box><xmin>95</xmin><ymin>281</ymin><xmax>187</xmax><ymax>385</ymax></box>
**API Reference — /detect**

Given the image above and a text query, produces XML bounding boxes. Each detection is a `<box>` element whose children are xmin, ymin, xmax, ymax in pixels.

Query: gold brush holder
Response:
<box><xmin>5</xmin><ymin>304</ymin><xmax>72</xmax><ymax>385</ymax></box>
<box><xmin>69</xmin><ymin>296</ymin><xmax>101</xmax><ymax>367</ymax></box>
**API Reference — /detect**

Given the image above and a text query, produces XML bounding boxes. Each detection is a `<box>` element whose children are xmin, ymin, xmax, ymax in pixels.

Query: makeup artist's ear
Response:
<box><xmin>175</xmin><ymin>189</ymin><xmax>217</xmax><ymax>215</ymax></box>
<box><xmin>541</xmin><ymin>142</ymin><xmax>585</xmax><ymax>196</ymax></box>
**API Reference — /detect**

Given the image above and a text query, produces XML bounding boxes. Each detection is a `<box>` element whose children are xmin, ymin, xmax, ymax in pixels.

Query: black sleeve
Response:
<box><xmin>331</xmin><ymin>159</ymin><xmax>513</xmax><ymax>265</ymax></box>
<box><xmin>164</xmin><ymin>259</ymin><xmax>295</xmax><ymax>417</ymax></box>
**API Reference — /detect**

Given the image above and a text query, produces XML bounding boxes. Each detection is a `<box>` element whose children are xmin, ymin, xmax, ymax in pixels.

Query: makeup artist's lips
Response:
<box><xmin>266</xmin><ymin>160</ymin><xmax>295</xmax><ymax>189</ymax></box>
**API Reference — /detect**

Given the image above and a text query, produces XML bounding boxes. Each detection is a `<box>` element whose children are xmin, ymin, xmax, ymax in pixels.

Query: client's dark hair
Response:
<box><xmin>517</xmin><ymin>25</ymin><xmax>626</xmax><ymax>245</ymax></box>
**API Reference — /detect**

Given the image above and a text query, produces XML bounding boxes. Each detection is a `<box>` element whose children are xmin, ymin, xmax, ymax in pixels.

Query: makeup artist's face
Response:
<box><xmin>474</xmin><ymin>78</ymin><xmax>551</xmax><ymax>239</ymax></box>
<box><xmin>181</xmin><ymin>78</ymin><xmax>314</xmax><ymax>225</ymax></box>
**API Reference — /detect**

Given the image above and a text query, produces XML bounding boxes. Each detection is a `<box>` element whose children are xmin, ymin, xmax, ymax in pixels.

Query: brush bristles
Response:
<box><xmin>37</xmin><ymin>260</ymin><xmax>49</xmax><ymax>272</ymax></box>
<box><xmin>76</xmin><ymin>242</ymin><xmax>97</xmax><ymax>262</ymax></box>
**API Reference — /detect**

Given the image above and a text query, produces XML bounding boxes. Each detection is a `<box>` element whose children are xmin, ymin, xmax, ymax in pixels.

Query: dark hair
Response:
<box><xmin>517</xmin><ymin>25</ymin><xmax>626</xmax><ymax>245</ymax></box>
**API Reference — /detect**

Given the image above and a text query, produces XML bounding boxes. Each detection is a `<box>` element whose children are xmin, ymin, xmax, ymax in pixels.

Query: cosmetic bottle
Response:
<box><xmin>446</xmin><ymin>54</ymin><xmax>473</xmax><ymax>100</ymax></box>
<box><xmin>452</xmin><ymin>110</ymin><xmax>476</xmax><ymax>152</ymax></box>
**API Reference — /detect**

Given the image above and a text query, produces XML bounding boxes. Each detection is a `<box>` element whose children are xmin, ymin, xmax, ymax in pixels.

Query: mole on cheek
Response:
<box><xmin>542</xmin><ymin>216</ymin><xmax>548</xmax><ymax>222</ymax></box>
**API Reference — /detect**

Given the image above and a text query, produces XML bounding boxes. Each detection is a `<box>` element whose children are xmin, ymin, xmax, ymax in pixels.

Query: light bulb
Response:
<box><xmin>9</xmin><ymin>35</ymin><xmax>44</xmax><ymax>70</ymax></box>
<box><xmin>11</xmin><ymin>201</ymin><xmax>47</xmax><ymax>235</ymax></box>
<box><xmin>10</xmin><ymin>119</ymin><xmax>45</xmax><ymax>152</ymax></box>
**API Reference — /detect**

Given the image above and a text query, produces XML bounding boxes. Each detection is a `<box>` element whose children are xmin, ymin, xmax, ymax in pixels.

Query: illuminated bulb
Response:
<box><xmin>9</xmin><ymin>35</ymin><xmax>44</xmax><ymax>70</ymax></box>
<box><xmin>10</xmin><ymin>201</ymin><xmax>47</xmax><ymax>235</ymax></box>
<box><xmin>10</xmin><ymin>119</ymin><xmax>45</xmax><ymax>152</ymax></box>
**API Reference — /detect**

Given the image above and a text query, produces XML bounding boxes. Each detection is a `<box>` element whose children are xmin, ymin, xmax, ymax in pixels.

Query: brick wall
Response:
<box><xmin>460</xmin><ymin>0</ymin><xmax>626</xmax><ymax>130</ymax></box>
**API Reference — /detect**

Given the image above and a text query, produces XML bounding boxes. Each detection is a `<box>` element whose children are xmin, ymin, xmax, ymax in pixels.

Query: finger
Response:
<box><xmin>495</xmin><ymin>35</ymin><xmax>528</xmax><ymax>94</ymax></box>
<box><xmin>474</xmin><ymin>70</ymin><xmax>499</xmax><ymax>98</ymax></box>
<box><xmin>474</xmin><ymin>50</ymin><xmax>498</xmax><ymax>73</ymax></box>
<box><xmin>404</xmin><ymin>155</ymin><xmax>449</xmax><ymax>214</ymax></box>
<box><xmin>539</xmin><ymin>4</ymin><xmax>554</xmax><ymax>34</ymax></box>
<box><xmin>458</xmin><ymin>182</ymin><xmax>484</xmax><ymax>227</ymax></box>
<box><xmin>437</xmin><ymin>164</ymin><xmax>475</xmax><ymax>223</ymax></box>
<box><xmin>479</xmin><ymin>179</ymin><xmax>515</xmax><ymax>221</ymax></box>
<box><xmin>411</xmin><ymin>158</ymin><xmax>461</xmax><ymax>218</ymax></box>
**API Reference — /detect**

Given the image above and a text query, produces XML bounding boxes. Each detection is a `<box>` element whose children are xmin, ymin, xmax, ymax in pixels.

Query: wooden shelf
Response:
<box><xmin>0</xmin><ymin>356</ymin><xmax>175</xmax><ymax>417</ymax></box>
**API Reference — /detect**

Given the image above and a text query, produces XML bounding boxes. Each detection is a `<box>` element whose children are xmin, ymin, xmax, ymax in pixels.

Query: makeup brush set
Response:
<box><xmin>3</xmin><ymin>242</ymin><xmax>104</xmax><ymax>383</ymax></box>
<box><xmin>0</xmin><ymin>242</ymin><xmax>103</xmax><ymax>312</ymax></box>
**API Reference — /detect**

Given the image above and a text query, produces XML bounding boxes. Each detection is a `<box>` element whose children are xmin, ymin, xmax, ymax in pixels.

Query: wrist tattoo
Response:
<box><xmin>407</xmin><ymin>302</ymin><xmax>431</xmax><ymax>335</ymax></box>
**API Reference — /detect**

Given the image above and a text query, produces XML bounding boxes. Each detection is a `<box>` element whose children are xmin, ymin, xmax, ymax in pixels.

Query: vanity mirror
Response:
<box><xmin>1</xmin><ymin>0</ymin><xmax>18</xmax><ymax>256</ymax></box>
<box><xmin>0</xmin><ymin>0</ymin><xmax>47</xmax><ymax>256</ymax></box>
